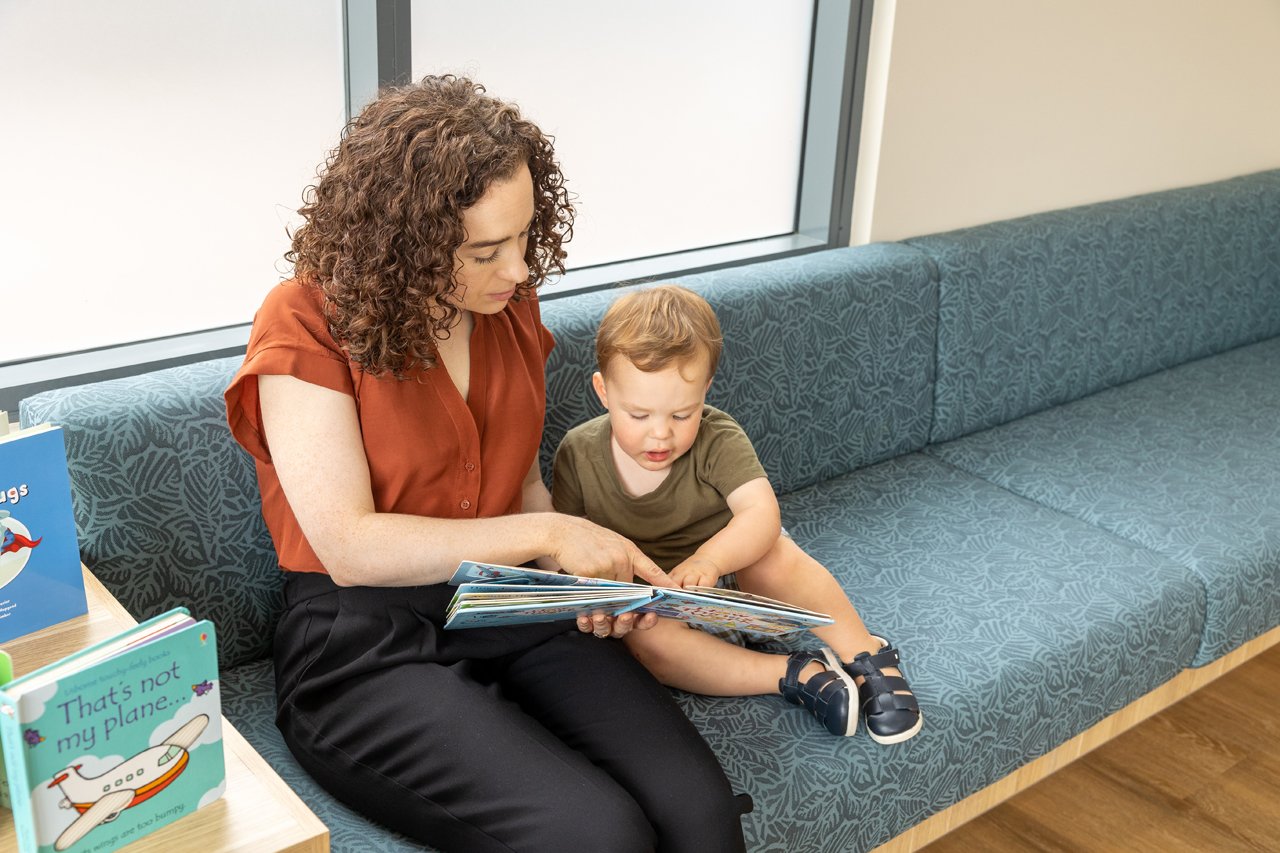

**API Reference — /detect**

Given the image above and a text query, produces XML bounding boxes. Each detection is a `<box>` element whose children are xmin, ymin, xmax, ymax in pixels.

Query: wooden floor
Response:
<box><xmin>922</xmin><ymin>642</ymin><xmax>1280</xmax><ymax>852</ymax></box>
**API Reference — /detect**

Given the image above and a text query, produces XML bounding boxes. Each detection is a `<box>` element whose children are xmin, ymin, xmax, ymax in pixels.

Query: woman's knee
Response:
<box><xmin>647</xmin><ymin>781</ymin><xmax>747</xmax><ymax>853</ymax></box>
<box><xmin>534</xmin><ymin>787</ymin><xmax>655</xmax><ymax>853</ymax></box>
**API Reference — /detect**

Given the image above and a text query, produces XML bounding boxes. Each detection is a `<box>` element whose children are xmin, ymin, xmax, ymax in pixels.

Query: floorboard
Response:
<box><xmin>922</xmin><ymin>643</ymin><xmax>1280</xmax><ymax>852</ymax></box>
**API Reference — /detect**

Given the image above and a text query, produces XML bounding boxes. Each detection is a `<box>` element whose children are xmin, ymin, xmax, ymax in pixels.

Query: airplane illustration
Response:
<box><xmin>45</xmin><ymin>714</ymin><xmax>209</xmax><ymax>851</ymax></box>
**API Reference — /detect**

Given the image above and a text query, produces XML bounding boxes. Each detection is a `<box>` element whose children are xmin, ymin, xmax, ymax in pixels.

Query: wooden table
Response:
<box><xmin>1</xmin><ymin>568</ymin><xmax>329</xmax><ymax>853</ymax></box>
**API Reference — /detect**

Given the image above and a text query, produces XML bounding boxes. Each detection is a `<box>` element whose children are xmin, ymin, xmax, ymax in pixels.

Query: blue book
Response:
<box><xmin>0</xmin><ymin>425</ymin><xmax>88</xmax><ymax>643</ymax></box>
<box><xmin>0</xmin><ymin>608</ymin><xmax>225</xmax><ymax>853</ymax></box>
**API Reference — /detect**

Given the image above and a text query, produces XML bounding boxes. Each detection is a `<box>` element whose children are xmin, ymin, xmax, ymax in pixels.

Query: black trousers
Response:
<box><xmin>275</xmin><ymin>573</ymin><xmax>747</xmax><ymax>853</ymax></box>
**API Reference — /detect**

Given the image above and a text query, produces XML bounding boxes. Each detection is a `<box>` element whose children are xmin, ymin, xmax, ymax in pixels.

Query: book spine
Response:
<box><xmin>0</xmin><ymin>692</ymin><xmax>38</xmax><ymax>853</ymax></box>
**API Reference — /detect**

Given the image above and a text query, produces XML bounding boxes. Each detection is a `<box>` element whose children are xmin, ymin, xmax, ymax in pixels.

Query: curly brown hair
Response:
<box><xmin>286</xmin><ymin>75</ymin><xmax>573</xmax><ymax>376</ymax></box>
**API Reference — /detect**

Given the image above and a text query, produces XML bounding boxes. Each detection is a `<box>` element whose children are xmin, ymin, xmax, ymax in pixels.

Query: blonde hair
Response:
<box><xmin>595</xmin><ymin>285</ymin><xmax>723</xmax><ymax>379</ymax></box>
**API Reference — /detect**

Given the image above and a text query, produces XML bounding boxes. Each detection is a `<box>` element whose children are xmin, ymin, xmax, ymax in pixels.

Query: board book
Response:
<box><xmin>0</xmin><ymin>424</ymin><xmax>88</xmax><ymax>643</ymax></box>
<box><xmin>444</xmin><ymin>560</ymin><xmax>833</xmax><ymax>636</ymax></box>
<box><xmin>0</xmin><ymin>608</ymin><xmax>224</xmax><ymax>853</ymax></box>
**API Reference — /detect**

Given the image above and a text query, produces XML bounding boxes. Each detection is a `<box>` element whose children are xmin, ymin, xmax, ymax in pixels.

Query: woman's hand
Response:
<box><xmin>549</xmin><ymin>515</ymin><xmax>669</xmax><ymax>639</ymax></box>
<box><xmin>576</xmin><ymin>609</ymin><xmax>660</xmax><ymax>638</ymax></box>
<box><xmin>550</xmin><ymin>515</ymin><xmax>674</xmax><ymax>588</ymax></box>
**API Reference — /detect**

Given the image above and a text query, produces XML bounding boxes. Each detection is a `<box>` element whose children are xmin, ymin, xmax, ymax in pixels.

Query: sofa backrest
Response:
<box><xmin>20</xmin><ymin>357</ymin><xmax>277</xmax><ymax>670</ymax></box>
<box><xmin>540</xmin><ymin>243</ymin><xmax>938</xmax><ymax>495</ymax></box>
<box><xmin>908</xmin><ymin>169</ymin><xmax>1280</xmax><ymax>443</ymax></box>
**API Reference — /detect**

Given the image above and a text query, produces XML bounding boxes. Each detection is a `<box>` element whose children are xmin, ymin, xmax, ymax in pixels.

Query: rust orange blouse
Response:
<box><xmin>225</xmin><ymin>281</ymin><xmax>555</xmax><ymax>574</ymax></box>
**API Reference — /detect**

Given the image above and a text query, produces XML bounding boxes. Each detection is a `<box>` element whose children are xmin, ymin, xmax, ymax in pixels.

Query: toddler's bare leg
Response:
<box><xmin>734</xmin><ymin>537</ymin><xmax>904</xmax><ymax>681</ymax></box>
<box><xmin>622</xmin><ymin>617</ymin><xmax>824</xmax><ymax>696</ymax></box>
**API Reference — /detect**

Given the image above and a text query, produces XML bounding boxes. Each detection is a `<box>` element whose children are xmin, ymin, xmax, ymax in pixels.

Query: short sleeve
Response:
<box><xmin>225</xmin><ymin>282</ymin><xmax>354</xmax><ymax>463</ymax></box>
<box><xmin>551</xmin><ymin>440</ymin><xmax>587</xmax><ymax>517</ymax></box>
<box><xmin>697</xmin><ymin>408</ymin><xmax>769</xmax><ymax>499</ymax></box>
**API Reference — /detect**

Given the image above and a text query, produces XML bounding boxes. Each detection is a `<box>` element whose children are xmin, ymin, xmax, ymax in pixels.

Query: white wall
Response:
<box><xmin>852</xmin><ymin>0</ymin><xmax>1280</xmax><ymax>244</ymax></box>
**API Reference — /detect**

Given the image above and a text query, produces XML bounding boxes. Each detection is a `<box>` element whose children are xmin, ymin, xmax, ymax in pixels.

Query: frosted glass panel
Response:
<box><xmin>0</xmin><ymin>0</ymin><xmax>346</xmax><ymax>362</ymax></box>
<box><xmin>413</xmin><ymin>1</ymin><xmax>812</xmax><ymax>270</ymax></box>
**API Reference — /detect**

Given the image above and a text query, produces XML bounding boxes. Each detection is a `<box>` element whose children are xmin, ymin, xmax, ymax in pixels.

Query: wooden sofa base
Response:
<box><xmin>875</xmin><ymin>623</ymin><xmax>1280</xmax><ymax>852</ymax></box>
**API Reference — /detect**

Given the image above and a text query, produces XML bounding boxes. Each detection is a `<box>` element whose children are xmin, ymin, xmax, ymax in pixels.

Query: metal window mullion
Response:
<box><xmin>797</xmin><ymin>0</ymin><xmax>871</xmax><ymax>246</ymax></box>
<box><xmin>344</xmin><ymin>0</ymin><xmax>411</xmax><ymax>121</ymax></box>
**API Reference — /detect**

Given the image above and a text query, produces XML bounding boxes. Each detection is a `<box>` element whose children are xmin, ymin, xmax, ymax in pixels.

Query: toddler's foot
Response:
<box><xmin>778</xmin><ymin>650</ymin><xmax>858</xmax><ymax>736</ymax></box>
<box><xmin>842</xmin><ymin>638</ymin><xmax>923</xmax><ymax>744</ymax></box>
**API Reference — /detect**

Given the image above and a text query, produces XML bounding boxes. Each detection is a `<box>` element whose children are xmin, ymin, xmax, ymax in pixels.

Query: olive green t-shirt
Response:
<box><xmin>551</xmin><ymin>406</ymin><xmax>768</xmax><ymax>571</ymax></box>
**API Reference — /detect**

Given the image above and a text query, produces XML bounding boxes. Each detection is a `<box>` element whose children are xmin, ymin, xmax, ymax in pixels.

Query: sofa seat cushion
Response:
<box><xmin>927</xmin><ymin>337</ymin><xmax>1280</xmax><ymax>666</ymax></box>
<box><xmin>684</xmin><ymin>453</ymin><xmax>1201</xmax><ymax>852</ymax></box>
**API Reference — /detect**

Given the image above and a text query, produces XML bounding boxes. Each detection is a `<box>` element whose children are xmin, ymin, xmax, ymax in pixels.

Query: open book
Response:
<box><xmin>444</xmin><ymin>561</ymin><xmax>833</xmax><ymax>636</ymax></box>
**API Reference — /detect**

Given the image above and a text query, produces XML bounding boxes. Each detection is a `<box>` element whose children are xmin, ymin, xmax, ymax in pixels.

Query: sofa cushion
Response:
<box><xmin>927</xmin><ymin>337</ymin><xmax>1280</xmax><ymax>666</ymax></box>
<box><xmin>908</xmin><ymin>169</ymin><xmax>1280</xmax><ymax>443</ymax></box>
<box><xmin>540</xmin><ymin>243</ymin><xmax>939</xmax><ymax>495</ymax></box>
<box><xmin>19</xmin><ymin>357</ymin><xmax>278</xmax><ymax>669</ymax></box>
<box><xmin>690</xmin><ymin>452</ymin><xmax>1203</xmax><ymax>852</ymax></box>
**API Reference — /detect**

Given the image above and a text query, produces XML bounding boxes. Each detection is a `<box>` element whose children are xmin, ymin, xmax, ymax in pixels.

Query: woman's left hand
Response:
<box><xmin>576</xmin><ymin>609</ymin><xmax>659</xmax><ymax>638</ymax></box>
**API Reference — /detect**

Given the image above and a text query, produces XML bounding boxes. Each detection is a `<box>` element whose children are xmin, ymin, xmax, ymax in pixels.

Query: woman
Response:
<box><xmin>225</xmin><ymin>76</ymin><xmax>746</xmax><ymax>852</ymax></box>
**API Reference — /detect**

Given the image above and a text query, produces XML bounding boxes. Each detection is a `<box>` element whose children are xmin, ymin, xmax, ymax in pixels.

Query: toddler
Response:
<box><xmin>552</xmin><ymin>285</ymin><xmax>922</xmax><ymax>742</ymax></box>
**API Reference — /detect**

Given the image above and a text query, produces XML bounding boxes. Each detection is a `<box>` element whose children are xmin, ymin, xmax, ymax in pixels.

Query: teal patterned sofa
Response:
<box><xmin>18</xmin><ymin>169</ymin><xmax>1280</xmax><ymax>852</ymax></box>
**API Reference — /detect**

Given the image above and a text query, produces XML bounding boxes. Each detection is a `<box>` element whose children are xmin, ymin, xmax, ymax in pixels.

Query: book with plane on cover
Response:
<box><xmin>0</xmin><ymin>424</ymin><xmax>88</xmax><ymax>644</ymax></box>
<box><xmin>444</xmin><ymin>560</ymin><xmax>833</xmax><ymax>636</ymax></box>
<box><xmin>0</xmin><ymin>608</ymin><xmax>224</xmax><ymax>853</ymax></box>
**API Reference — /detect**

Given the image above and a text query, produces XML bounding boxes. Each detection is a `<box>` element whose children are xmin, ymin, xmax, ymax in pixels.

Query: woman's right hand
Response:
<box><xmin>550</xmin><ymin>515</ymin><xmax>674</xmax><ymax>588</ymax></box>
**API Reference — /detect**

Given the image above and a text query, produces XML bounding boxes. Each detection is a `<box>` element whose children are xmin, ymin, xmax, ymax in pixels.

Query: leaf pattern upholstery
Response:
<box><xmin>927</xmin><ymin>337</ymin><xmax>1280</xmax><ymax>666</ymax></box>
<box><xmin>727</xmin><ymin>453</ymin><xmax>1201</xmax><ymax>851</ymax></box>
<box><xmin>908</xmin><ymin>169</ymin><xmax>1280</xmax><ymax>444</ymax></box>
<box><xmin>20</xmin><ymin>357</ymin><xmax>280</xmax><ymax>670</ymax></box>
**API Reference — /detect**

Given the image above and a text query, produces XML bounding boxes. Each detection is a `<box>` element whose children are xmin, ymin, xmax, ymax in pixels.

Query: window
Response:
<box><xmin>0</xmin><ymin>0</ymin><xmax>870</xmax><ymax>414</ymax></box>
<box><xmin>414</xmin><ymin>0</ymin><xmax>868</xmax><ymax>291</ymax></box>
<box><xmin>415</xmin><ymin>1</ymin><xmax>810</xmax><ymax>275</ymax></box>
<box><xmin>0</xmin><ymin>0</ymin><xmax>346</xmax><ymax>412</ymax></box>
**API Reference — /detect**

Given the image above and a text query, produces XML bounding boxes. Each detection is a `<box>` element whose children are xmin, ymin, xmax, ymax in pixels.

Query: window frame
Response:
<box><xmin>0</xmin><ymin>0</ymin><xmax>872</xmax><ymax>416</ymax></box>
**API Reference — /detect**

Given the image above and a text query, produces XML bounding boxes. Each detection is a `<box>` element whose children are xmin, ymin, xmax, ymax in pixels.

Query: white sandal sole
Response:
<box><xmin>818</xmin><ymin>646</ymin><xmax>861</xmax><ymax>737</ymax></box>
<box><xmin>866</xmin><ymin>711</ymin><xmax>923</xmax><ymax>745</ymax></box>
<box><xmin>852</xmin><ymin>638</ymin><xmax>925</xmax><ymax>744</ymax></box>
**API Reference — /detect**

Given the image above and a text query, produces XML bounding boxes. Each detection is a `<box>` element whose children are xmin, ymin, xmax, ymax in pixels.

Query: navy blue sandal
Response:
<box><xmin>847</xmin><ymin>637</ymin><xmax>923</xmax><ymax>744</ymax></box>
<box><xmin>778</xmin><ymin>649</ymin><xmax>858</xmax><ymax>737</ymax></box>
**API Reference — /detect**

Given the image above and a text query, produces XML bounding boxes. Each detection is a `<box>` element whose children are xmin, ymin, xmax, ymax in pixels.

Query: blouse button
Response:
<box><xmin>460</xmin><ymin>499</ymin><xmax>472</xmax><ymax>510</ymax></box>
<box><xmin>464</xmin><ymin>461</ymin><xmax>476</xmax><ymax>471</ymax></box>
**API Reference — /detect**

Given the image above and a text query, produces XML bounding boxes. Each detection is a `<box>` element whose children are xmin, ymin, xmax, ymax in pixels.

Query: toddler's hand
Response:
<box><xmin>670</xmin><ymin>555</ymin><xmax>721</xmax><ymax>589</ymax></box>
